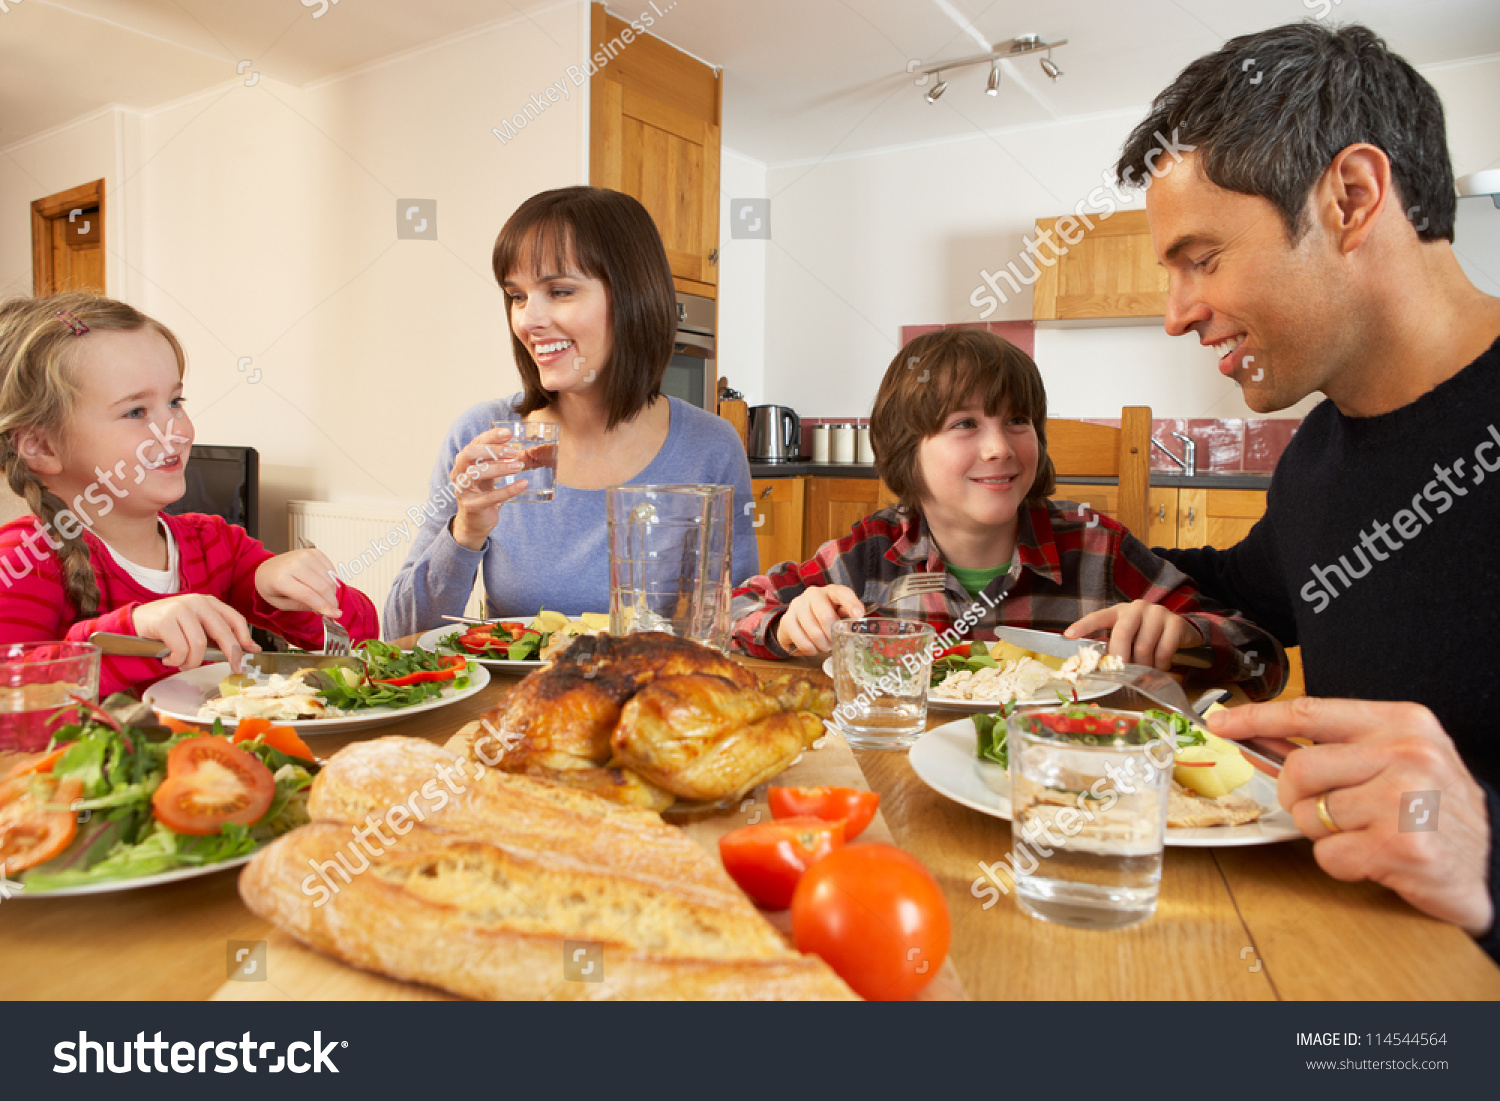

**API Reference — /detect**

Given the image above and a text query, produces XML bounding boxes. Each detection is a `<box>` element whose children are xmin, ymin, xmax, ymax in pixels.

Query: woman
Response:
<box><xmin>384</xmin><ymin>187</ymin><xmax>757</xmax><ymax>634</ymax></box>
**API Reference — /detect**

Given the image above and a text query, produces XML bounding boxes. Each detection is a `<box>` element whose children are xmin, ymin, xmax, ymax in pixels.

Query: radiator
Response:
<box><xmin>287</xmin><ymin>501</ymin><xmax>485</xmax><ymax>634</ymax></box>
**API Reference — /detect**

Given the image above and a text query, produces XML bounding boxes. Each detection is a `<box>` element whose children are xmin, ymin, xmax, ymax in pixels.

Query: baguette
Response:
<box><xmin>240</xmin><ymin>737</ymin><xmax>855</xmax><ymax>1000</ymax></box>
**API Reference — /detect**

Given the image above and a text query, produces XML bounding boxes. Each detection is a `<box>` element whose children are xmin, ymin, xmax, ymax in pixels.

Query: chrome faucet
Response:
<box><xmin>1152</xmin><ymin>432</ymin><xmax>1197</xmax><ymax>476</ymax></box>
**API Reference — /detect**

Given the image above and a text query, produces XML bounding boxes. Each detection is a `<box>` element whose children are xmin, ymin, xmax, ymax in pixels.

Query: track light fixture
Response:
<box><xmin>915</xmin><ymin>34</ymin><xmax>1067</xmax><ymax>103</ymax></box>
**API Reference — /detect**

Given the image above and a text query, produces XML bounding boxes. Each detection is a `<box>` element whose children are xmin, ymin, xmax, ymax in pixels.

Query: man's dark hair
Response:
<box><xmin>1115</xmin><ymin>22</ymin><xmax>1454</xmax><ymax>243</ymax></box>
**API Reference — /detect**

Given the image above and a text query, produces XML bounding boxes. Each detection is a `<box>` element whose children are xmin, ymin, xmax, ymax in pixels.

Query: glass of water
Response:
<box><xmin>0</xmin><ymin>641</ymin><xmax>101</xmax><ymax>754</ymax></box>
<box><xmin>830</xmin><ymin>618</ymin><xmax>934</xmax><ymax>751</ymax></box>
<box><xmin>490</xmin><ymin>421</ymin><xmax>560</xmax><ymax>502</ymax></box>
<box><xmin>1007</xmin><ymin>706</ymin><xmax>1173</xmax><ymax>929</ymax></box>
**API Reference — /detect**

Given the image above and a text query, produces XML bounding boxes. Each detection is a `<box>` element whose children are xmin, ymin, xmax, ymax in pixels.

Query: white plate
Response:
<box><xmin>144</xmin><ymin>661</ymin><xmax>491</xmax><ymax>734</ymax></box>
<box><xmin>908</xmin><ymin>715</ymin><xmax>1301</xmax><ymax>847</ymax></box>
<box><xmin>10</xmin><ymin>853</ymin><xmax>255</xmax><ymax>897</ymax></box>
<box><xmin>820</xmin><ymin>657</ymin><xmax>1114</xmax><ymax>713</ymax></box>
<box><xmin>415</xmin><ymin>625</ymin><xmax>550</xmax><ymax>670</ymax></box>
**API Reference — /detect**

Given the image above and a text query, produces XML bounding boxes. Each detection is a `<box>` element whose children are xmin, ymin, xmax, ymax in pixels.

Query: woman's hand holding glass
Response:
<box><xmin>449</xmin><ymin>426</ymin><xmax>529</xmax><ymax>551</ymax></box>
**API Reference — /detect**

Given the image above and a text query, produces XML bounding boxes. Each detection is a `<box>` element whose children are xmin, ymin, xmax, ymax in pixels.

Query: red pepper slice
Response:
<box><xmin>375</xmin><ymin>654</ymin><xmax>468</xmax><ymax>687</ymax></box>
<box><xmin>933</xmin><ymin>643</ymin><xmax>971</xmax><ymax>661</ymax></box>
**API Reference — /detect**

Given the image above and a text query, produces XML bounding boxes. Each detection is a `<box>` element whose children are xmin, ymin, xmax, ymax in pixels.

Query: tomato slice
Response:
<box><xmin>767</xmin><ymin>785</ymin><xmax>880</xmax><ymax>840</ymax></box>
<box><xmin>718</xmin><ymin>816</ymin><xmax>845</xmax><ymax>910</ymax></box>
<box><xmin>0</xmin><ymin>775</ymin><xmax>82</xmax><ymax>874</ymax></box>
<box><xmin>231</xmin><ymin>720</ymin><xmax>314</xmax><ymax>761</ymax></box>
<box><xmin>791</xmin><ymin>843</ymin><xmax>951</xmax><ymax>1001</ymax></box>
<box><xmin>4</xmin><ymin>743</ymin><xmax>73</xmax><ymax>779</ymax></box>
<box><xmin>151</xmin><ymin>737</ymin><xmax>275</xmax><ymax>836</ymax></box>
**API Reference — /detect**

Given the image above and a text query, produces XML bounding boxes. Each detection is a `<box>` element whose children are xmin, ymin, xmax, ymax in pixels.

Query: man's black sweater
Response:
<box><xmin>1160</xmin><ymin>337</ymin><xmax>1500</xmax><ymax>958</ymax></box>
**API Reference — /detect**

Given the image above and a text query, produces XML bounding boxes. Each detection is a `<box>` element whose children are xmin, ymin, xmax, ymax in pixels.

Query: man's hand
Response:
<box><xmin>775</xmin><ymin>585</ymin><xmax>865</xmax><ymax>656</ymax></box>
<box><xmin>255</xmin><ymin>548</ymin><xmax>341</xmax><ymax>617</ymax></box>
<box><xmin>1209</xmin><ymin>696</ymin><xmax>1494</xmax><ymax>937</ymax></box>
<box><xmin>1064</xmin><ymin>600</ymin><xmax>1203</xmax><ymax>670</ymax></box>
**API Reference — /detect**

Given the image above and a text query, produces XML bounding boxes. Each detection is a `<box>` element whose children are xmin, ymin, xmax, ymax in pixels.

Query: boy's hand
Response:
<box><xmin>1064</xmin><ymin>600</ymin><xmax>1202</xmax><ymax>671</ymax></box>
<box><xmin>132</xmin><ymin>594</ymin><xmax>260</xmax><ymax>671</ymax></box>
<box><xmin>255</xmin><ymin>548</ymin><xmax>341</xmax><ymax>617</ymax></box>
<box><xmin>775</xmin><ymin>585</ymin><xmax>865</xmax><ymax>656</ymax></box>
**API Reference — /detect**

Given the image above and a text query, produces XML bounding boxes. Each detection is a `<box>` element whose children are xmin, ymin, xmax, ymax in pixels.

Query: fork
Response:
<box><xmin>863</xmin><ymin>571</ymin><xmax>947</xmax><ymax>615</ymax></box>
<box><xmin>296</xmin><ymin>537</ymin><xmax>352</xmax><ymax>655</ymax></box>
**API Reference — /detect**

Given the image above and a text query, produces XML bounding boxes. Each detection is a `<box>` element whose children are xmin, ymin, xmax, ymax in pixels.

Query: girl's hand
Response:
<box><xmin>255</xmin><ymin>548</ymin><xmax>341</xmax><ymax>616</ymax></box>
<box><xmin>450</xmin><ymin>427</ymin><xmax>530</xmax><ymax>551</ymax></box>
<box><xmin>132</xmin><ymin>594</ymin><xmax>260</xmax><ymax>671</ymax></box>
<box><xmin>1064</xmin><ymin>600</ymin><xmax>1203</xmax><ymax>671</ymax></box>
<box><xmin>775</xmin><ymin>585</ymin><xmax>865</xmax><ymax>656</ymax></box>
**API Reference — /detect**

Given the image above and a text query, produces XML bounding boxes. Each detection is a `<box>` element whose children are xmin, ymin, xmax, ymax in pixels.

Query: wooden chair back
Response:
<box><xmin>1044</xmin><ymin>406</ymin><xmax>1151</xmax><ymax>538</ymax></box>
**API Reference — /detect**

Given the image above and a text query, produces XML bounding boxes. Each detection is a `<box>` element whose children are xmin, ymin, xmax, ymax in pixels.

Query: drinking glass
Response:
<box><xmin>1007</xmin><ymin>706</ymin><xmax>1173</xmax><ymax>929</ymax></box>
<box><xmin>0</xmin><ymin>641</ymin><xmax>102</xmax><ymax>753</ymax></box>
<box><xmin>829</xmin><ymin>618</ymin><xmax>934</xmax><ymax>750</ymax></box>
<box><xmin>490</xmin><ymin>420</ymin><xmax>561</xmax><ymax>502</ymax></box>
<box><xmin>607</xmin><ymin>484</ymin><xmax>734</xmax><ymax>651</ymax></box>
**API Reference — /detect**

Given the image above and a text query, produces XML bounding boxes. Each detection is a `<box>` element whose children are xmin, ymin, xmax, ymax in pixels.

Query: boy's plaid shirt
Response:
<box><xmin>730</xmin><ymin>500</ymin><xmax>1286</xmax><ymax>700</ymax></box>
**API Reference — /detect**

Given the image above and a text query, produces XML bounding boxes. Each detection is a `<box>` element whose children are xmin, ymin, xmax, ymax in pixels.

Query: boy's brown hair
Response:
<box><xmin>870</xmin><ymin>327</ymin><xmax>1055</xmax><ymax>512</ymax></box>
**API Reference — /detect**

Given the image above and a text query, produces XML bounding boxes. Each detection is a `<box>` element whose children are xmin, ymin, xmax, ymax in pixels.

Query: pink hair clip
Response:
<box><xmin>54</xmin><ymin>310</ymin><xmax>89</xmax><ymax>336</ymax></box>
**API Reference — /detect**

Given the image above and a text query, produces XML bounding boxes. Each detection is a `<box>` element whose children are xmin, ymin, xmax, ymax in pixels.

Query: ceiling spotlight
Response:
<box><xmin>985</xmin><ymin>63</ymin><xmax>1001</xmax><ymax>96</ymax></box>
<box><xmin>1040</xmin><ymin>51</ymin><xmax>1062</xmax><ymax>81</ymax></box>
<box><xmin>926</xmin><ymin>76</ymin><xmax>947</xmax><ymax>103</ymax></box>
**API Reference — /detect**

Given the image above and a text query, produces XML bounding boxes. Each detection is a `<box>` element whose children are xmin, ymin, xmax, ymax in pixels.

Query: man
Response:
<box><xmin>1069</xmin><ymin>23</ymin><xmax>1500</xmax><ymax>958</ymax></box>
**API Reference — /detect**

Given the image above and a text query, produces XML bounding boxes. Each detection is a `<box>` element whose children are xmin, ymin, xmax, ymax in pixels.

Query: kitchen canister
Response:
<box><xmin>855</xmin><ymin>425</ymin><xmax>874</xmax><ymax>464</ymax></box>
<box><xmin>810</xmin><ymin>423</ymin><xmax>831</xmax><ymax>463</ymax></box>
<box><xmin>830</xmin><ymin>423</ymin><xmax>856</xmax><ymax>464</ymax></box>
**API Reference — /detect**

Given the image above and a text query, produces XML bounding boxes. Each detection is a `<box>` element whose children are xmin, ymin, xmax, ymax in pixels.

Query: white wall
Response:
<box><xmin>755</xmin><ymin>54</ymin><xmax>1500</xmax><ymax>422</ymax></box>
<box><xmin>0</xmin><ymin>5</ymin><xmax>589</xmax><ymax>552</ymax></box>
<box><xmin>138</xmin><ymin>6</ymin><xmax>588</xmax><ymax>551</ymax></box>
<box><xmin>717</xmin><ymin>145</ymin><xmax>767</xmax><ymax>404</ymax></box>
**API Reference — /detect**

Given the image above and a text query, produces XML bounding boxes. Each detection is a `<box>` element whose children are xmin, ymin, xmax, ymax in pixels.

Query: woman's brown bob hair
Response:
<box><xmin>492</xmin><ymin>186</ymin><xmax>676</xmax><ymax>430</ymax></box>
<box><xmin>870</xmin><ymin>327</ymin><xmax>1055</xmax><ymax>512</ymax></box>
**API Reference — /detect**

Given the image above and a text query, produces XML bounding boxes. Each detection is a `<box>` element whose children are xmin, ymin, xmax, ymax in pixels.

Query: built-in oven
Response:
<box><xmin>661</xmin><ymin>291</ymin><xmax>716</xmax><ymax>411</ymax></box>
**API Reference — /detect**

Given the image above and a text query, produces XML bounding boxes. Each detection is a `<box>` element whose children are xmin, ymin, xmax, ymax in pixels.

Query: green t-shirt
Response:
<box><xmin>945</xmin><ymin>562</ymin><xmax>1010</xmax><ymax>601</ymax></box>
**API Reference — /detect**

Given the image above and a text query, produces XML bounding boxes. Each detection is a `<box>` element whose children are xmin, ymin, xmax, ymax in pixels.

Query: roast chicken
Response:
<box><xmin>447</xmin><ymin>632</ymin><xmax>835</xmax><ymax>811</ymax></box>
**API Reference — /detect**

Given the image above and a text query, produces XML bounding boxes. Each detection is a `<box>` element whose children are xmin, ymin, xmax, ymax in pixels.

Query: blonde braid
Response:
<box><xmin>1</xmin><ymin>437</ymin><xmax>99</xmax><ymax>617</ymax></box>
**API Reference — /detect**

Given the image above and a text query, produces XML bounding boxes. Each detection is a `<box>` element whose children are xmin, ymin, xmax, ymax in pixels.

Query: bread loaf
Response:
<box><xmin>239</xmin><ymin>737</ymin><xmax>855</xmax><ymax>1000</ymax></box>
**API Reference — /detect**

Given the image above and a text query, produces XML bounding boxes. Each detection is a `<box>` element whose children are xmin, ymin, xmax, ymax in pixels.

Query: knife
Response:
<box><xmin>89</xmin><ymin>632</ymin><xmax>364</xmax><ymax>678</ymax></box>
<box><xmin>989</xmin><ymin>625</ymin><xmax>1214</xmax><ymax>669</ymax></box>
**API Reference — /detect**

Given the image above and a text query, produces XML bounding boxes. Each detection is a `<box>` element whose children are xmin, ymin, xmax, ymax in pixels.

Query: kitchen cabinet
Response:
<box><xmin>1149</xmin><ymin>486</ymin><xmax>1304</xmax><ymax>699</ymax></box>
<box><xmin>802</xmin><ymin>477</ymin><xmax>897</xmax><ymax>559</ymax></box>
<box><xmin>1032</xmin><ymin>210</ymin><xmax>1167</xmax><ymax>320</ymax></box>
<box><xmin>749</xmin><ymin>477</ymin><xmax>806</xmax><ymax>573</ymax></box>
<box><xmin>589</xmin><ymin>4</ymin><xmax>720</xmax><ymax>296</ymax></box>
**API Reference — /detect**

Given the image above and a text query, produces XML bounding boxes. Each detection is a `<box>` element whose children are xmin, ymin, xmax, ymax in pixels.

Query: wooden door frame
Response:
<box><xmin>32</xmin><ymin>179</ymin><xmax>105</xmax><ymax>295</ymax></box>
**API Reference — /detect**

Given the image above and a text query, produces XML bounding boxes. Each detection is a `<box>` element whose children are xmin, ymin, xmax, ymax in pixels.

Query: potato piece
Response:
<box><xmin>532</xmin><ymin>609</ymin><xmax>570</xmax><ymax>634</ymax></box>
<box><xmin>219</xmin><ymin>673</ymin><xmax>253</xmax><ymax>697</ymax></box>
<box><xmin>579</xmin><ymin>613</ymin><xmax>611</xmax><ymax>631</ymax></box>
<box><xmin>1173</xmin><ymin>743</ymin><xmax>1256</xmax><ymax>799</ymax></box>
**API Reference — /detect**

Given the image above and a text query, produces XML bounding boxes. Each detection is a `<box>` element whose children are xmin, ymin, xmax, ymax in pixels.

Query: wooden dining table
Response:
<box><xmin>3</xmin><ymin>645</ymin><xmax>1498</xmax><ymax>1002</ymax></box>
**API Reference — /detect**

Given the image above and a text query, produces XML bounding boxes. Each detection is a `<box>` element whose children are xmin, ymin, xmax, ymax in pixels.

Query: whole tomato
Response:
<box><xmin>791</xmin><ymin>843</ymin><xmax>950</xmax><ymax>1000</ymax></box>
<box><xmin>768</xmin><ymin>785</ymin><xmax>879</xmax><ymax>840</ymax></box>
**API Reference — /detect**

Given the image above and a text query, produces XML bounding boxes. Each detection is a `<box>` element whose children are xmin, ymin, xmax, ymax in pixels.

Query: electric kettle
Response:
<box><xmin>747</xmin><ymin>405</ymin><xmax>801</xmax><ymax>462</ymax></box>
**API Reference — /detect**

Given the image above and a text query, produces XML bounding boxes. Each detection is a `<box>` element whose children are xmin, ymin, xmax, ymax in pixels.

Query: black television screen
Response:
<box><xmin>165</xmin><ymin>445</ymin><xmax>259</xmax><ymax>539</ymax></box>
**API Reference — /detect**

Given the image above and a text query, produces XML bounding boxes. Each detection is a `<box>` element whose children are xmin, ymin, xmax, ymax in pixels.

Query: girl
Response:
<box><xmin>0</xmin><ymin>292</ymin><xmax>378</xmax><ymax>699</ymax></box>
<box><xmin>732</xmin><ymin>328</ymin><xmax>1286</xmax><ymax>699</ymax></box>
<box><xmin>383</xmin><ymin>186</ymin><xmax>756</xmax><ymax>633</ymax></box>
